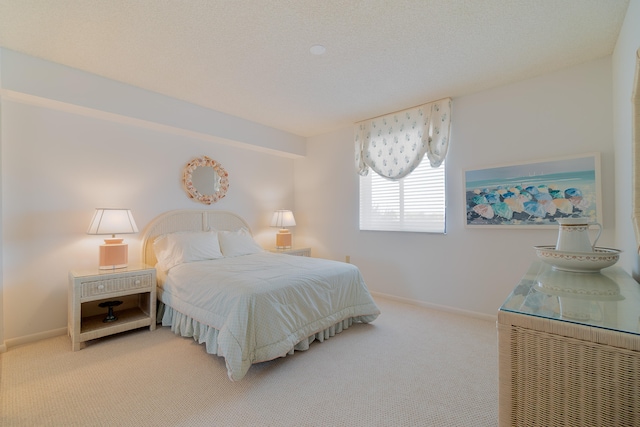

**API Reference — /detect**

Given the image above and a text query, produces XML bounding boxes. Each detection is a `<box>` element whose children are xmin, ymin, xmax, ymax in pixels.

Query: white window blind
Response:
<box><xmin>359</xmin><ymin>158</ymin><xmax>446</xmax><ymax>233</ymax></box>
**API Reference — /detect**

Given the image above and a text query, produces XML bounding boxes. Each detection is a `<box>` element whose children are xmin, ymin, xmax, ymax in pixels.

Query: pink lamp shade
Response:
<box><xmin>270</xmin><ymin>210</ymin><xmax>296</xmax><ymax>249</ymax></box>
<box><xmin>87</xmin><ymin>208</ymin><xmax>138</xmax><ymax>269</ymax></box>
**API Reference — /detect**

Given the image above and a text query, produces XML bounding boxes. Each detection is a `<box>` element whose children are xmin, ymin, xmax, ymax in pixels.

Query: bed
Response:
<box><xmin>141</xmin><ymin>209</ymin><xmax>380</xmax><ymax>381</ymax></box>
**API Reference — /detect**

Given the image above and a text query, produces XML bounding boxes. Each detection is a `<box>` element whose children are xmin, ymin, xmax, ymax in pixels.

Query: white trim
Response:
<box><xmin>3</xmin><ymin>327</ymin><xmax>67</xmax><ymax>350</ymax></box>
<box><xmin>0</xmin><ymin>89</ymin><xmax>304</xmax><ymax>159</ymax></box>
<box><xmin>632</xmin><ymin>48</ymin><xmax>640</xmax><ymax>253</ymax></box>
<box><xmin>370</xmin><ymin>291</ymin><xmax>497</xmax><ymax>322</ymax></box>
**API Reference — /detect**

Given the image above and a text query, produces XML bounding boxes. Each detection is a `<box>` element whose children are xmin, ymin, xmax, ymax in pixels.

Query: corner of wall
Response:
<box><xmin>612</xmin><ymin>0</ymin><xmax>640</xmax><ymax>276</ymax></box>
<box><xmin>0</xmin><ymin>46</ymin><xmax>5</xmax><ymax>350</ymax></box>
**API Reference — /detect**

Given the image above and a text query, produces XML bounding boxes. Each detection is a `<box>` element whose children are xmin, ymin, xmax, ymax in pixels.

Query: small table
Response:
<box><xmin>68</xmin><ymin>264</ymin><xmax>156</xmax><ymax>350</ymax></box>
<box><xmin>497</xmin><ymin>261</ymin><xmax>640</xmax><ymax>426</ymax></box>
<box><xmin>269</xmin><ymin>247</ymin><xmax>311</xmax><ymax>257</ymax></box>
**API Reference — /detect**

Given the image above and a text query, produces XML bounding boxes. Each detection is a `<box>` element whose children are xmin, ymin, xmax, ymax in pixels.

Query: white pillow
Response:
<box><xmin>154</xmin><ymin>231</ymin><xmax>223</xmax><ymax>271</ymax></box>
<box><xmin>218</xmin><ymin>228</ymin><xmax>263</xmax><ymax>257</ymax></box>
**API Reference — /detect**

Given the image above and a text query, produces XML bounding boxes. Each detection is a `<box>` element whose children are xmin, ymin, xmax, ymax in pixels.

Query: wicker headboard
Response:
<box><xmin>140</xmin><ymin>209</ymin><xmax>252</xmax><ymax>267</ymax></box>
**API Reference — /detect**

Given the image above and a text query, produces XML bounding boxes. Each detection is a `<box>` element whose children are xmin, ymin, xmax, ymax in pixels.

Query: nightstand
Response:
<box><xmin>269</xmin><ymin>247</ymin><xmax>311</xmax><ymax>257</ymax></box>
<box><xmin>68</xmin><ymin>264</ymin><xmax>156</xmax><ymax>351</ymax></box>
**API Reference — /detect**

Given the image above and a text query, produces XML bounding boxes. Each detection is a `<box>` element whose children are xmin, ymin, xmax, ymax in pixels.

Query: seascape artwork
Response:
<box><xmin>465</xmin><ymin>154</ymin><xmax>601</xmax><ymax>227</ymax></box>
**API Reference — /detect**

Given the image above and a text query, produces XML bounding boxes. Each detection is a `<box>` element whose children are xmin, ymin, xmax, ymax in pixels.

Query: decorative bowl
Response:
<box><xmin>533</xmin><ymin>246</ymin><xmax>621</xmax><ymax>273</ymax></box>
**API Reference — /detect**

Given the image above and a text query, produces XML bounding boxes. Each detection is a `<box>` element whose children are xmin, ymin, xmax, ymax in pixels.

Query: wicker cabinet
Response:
<box><xmin>68</xmin><ymin>265</ymin><xmax>156</xmax><ymax>350</ymax></box>
<box><xmin>498</xmin><ymin>261</ymin><xmax>640</xmax><ymax>426</ymax></box>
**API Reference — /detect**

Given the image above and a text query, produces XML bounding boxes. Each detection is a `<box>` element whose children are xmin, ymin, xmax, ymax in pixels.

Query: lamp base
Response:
<box><xmin>99</xmin><ymin>240</ymin><xmax>129</xmax><ymax>270</ymax></box>
<box><xmin>275</xmin><ymin>229</ymin><xmax>292</xmax><ymax>249</ymax></box>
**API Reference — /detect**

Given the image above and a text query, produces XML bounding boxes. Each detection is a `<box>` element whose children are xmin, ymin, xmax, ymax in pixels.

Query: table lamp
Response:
<box><xmin>87</xmin><ymin>208</ymin><xmax>139</xmax><ymax>269</ymax></box>
<box><xmin>270</xmin><ymin>210</ymin><xmax>296</xmax><ymax>249</ymax></box>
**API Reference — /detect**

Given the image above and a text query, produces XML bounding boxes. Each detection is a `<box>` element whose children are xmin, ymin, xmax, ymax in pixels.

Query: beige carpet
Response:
<box><xmin>0</xmin><ymin>297</ymin><xmax>498</xmax><ymax>426</ymax></box>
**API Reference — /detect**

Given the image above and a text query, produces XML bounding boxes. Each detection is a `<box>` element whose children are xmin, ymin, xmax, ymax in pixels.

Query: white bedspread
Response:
<box><xmin>157</xmin><ymin>252</ymin><xmax>380</xmax><ymax>380</ymax></box>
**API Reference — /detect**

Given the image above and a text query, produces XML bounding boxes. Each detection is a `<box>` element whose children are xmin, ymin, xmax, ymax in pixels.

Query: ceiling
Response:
<box><xmin>0</xmin><ymin>0</ymin><xmax>630</xmax><ymax>138</ymax></box>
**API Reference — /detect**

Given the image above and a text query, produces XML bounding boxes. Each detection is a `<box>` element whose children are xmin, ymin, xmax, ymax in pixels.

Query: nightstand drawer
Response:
<box><xmin>81</xmin><ymin>273</ymin><xmax>153</xmax><ymax>298</ymax></box>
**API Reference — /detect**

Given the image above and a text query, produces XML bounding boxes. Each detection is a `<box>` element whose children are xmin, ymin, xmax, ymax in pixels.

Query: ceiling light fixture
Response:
<box><xmin>309</xmin><ymin>44</ymin><xmax>326</xmax><ymax>55</ymax></box>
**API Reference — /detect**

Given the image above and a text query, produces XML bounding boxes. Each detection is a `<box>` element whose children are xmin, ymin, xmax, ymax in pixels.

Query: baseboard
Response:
<box><xmin>4</xmin><ymin>327</ymin><xmax>67</xmax><ymax>350</ymax></box>
<box><xmin>370</xmin><ymin>291</ymin><xmax>497</xmax><ymax>322</ymax></box>
<box><xmin>1</xmin><ymin>295</ymin><xmax>497</xmax><ymax>350</ymax></box>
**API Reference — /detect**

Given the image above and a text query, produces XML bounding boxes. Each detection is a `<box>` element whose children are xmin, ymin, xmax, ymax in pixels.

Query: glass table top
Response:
<box><xmin>500</xmin><ymin>261</ymin><xmax>640</xmax><ymax>336</ymax></box>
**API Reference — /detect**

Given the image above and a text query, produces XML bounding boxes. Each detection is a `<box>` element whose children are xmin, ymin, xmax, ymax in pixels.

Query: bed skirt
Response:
<box><xmin>157</xmin><ymin>302</ymin><xmax>372</xmax><ymax>370</ymax></box>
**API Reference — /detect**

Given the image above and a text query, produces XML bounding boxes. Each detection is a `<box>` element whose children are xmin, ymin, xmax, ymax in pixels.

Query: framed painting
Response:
<box><xmin>464</xmin><ymin>153</ymin><xmax>602</xmax><ymax>228</ymax></box>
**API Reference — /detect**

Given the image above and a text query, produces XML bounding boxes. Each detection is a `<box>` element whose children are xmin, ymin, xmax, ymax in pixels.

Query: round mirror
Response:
<box><xmin>183</xmin><ymin>155</ymin><xmax>229</xmax><ymax>204</ymax></box>
<box><xmin>191</xmin><ymin>164</ymin><xmax>221</xmax><ymax>195</ymax></box>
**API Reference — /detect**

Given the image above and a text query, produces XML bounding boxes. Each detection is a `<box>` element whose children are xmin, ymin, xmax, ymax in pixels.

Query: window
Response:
<box><xmin>359</xmin><ymin>158</ymin><xmax>446</xmax><ymax>233</ymax></box>
<box><xmin>355</xmin><ymin>98</ymin><xmax>451</xmax><ymax>233</ymax></box>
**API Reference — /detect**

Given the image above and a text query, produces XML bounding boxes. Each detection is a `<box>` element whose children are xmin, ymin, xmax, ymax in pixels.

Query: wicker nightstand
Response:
<box><xmin>498</xmin><ymin>261</ymin><xmax>640</xmax><ymax>426</ymax></box>
<box><xmin>68</xmin><ymin>264</ymin><xmax>156</xmax><ymax>351</ymax></box>
<box><xmin>269</xmin><ymin>247</ymin><xmax>311</xmax><ymax>257</ymax></box>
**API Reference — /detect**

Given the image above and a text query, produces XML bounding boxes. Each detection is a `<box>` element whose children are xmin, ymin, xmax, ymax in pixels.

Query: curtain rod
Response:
<box><xmin>356</xmin><ymin>97</ymin><xmax>451</xmax><ymax>124</ymax></box>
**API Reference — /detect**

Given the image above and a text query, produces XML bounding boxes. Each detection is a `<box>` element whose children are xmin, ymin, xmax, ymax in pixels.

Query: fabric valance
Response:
<box><xmin>355</xmin><ymin>98</ymin><xmax>452</xmax><ymax>180</ymax></box>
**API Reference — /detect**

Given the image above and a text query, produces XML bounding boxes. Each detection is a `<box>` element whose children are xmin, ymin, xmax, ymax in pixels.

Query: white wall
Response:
<box><xmin>0</xmin><ymin>49</ymin><xmax>304</xmax><ymax>346</ymax></box>
<box><xmin>613</xmin><ymin>0</ymin><xmax>640</xmax><ymax>277</ymax></box>
<box><xmin>2</xmin><ymin>1</ymin><xmax>637</xmax><ymax>345</ymax></box>
<box><xmin>296</xmin><ymin>57</ymin><xmax>615</xmax><ymax>318</ymax></box>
